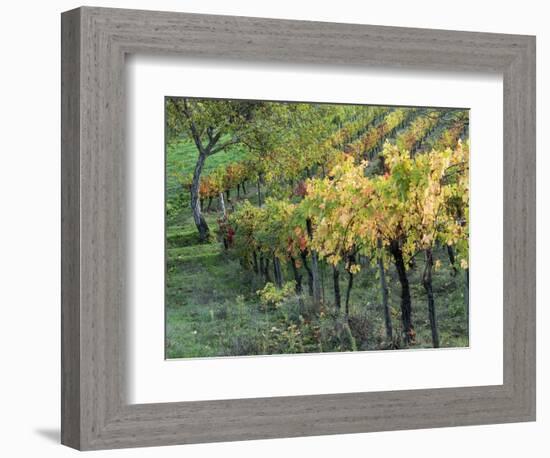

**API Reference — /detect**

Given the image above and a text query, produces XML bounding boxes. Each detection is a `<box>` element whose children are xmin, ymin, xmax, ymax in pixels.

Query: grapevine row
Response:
<box><xmin>226</xmin><ymin>141</ymin><xmax>469</xmax><ymax>347</ymax></box>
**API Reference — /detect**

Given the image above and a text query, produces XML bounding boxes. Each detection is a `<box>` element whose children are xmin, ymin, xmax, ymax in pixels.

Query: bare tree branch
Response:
<box><xmin>209</xmin><ymin>137</ymin><xmax>240</xmax><ymax>155</ymax></box>
<box><xmin>182</xmin><ymin>99</ymin><xmax>206</xmax><ymax>155</ymax></box>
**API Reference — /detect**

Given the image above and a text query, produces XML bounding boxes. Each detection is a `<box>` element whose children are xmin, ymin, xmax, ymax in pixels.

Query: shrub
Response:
<box><xmin>266</xmin><ymin>323</ymin><xmax>305</xmax><ymax>354</ymax></box>
<box><xmin>320</xmin><ymin>318</ymin><xmax>357</xmax><ymax>352</ymax></box>
<box><xmin>256</xmin><ymin>281</ymin><xmax>296</xmax><ymax>310</ymax></box>
<box><xmin>348</xmin><ymin>312</ymin><xmax>372</xmax><ymax>349</ymax></box>
<box><xmin>225</xmin><ymin>334</ymin><xmax>265</xmax><ymax>356</ymax></box>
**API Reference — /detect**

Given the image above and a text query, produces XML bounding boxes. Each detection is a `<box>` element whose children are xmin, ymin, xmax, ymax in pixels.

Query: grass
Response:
<box><xmin>166</xmin><ymin>137</ymin><xmax>250</xmax><ymax>196</ymax></box>
<box><xmin>166</xmin><ymin>228</ymin><xmax>469</xmax><ymax>358</ymax></box>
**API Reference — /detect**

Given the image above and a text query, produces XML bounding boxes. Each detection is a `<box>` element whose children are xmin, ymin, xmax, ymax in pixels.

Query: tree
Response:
<box><xmin>289</xmin><ymin>201</ymin><xmax>322</xmax><ymax>313</ymax></box>
<box><xmin>296</xmin><ymin>138</ymin><xmax>469</xmax><ymax>347</ymax></box>
<box><xmin>376</xmin><ymin>141</ymin><xmax>469</xmax><ymax>347</ymax></box>
<box><xmin>254</xmin><ymin>198</ymin><xmax>295</xmax><ymax>288</ymax></box>
<box><xmin>166</xmin><ymin>98</ymin><xmax>268</xmax><ymax>241</ymax></box>
<box><xmin>439</xmin><ymin>140</ymin><xmax>470</xmax><ymax>323</ymax></box>
<box><xmin>303</xmin><ymin>155</ymin><xmax>371</xmax><ymax>319</ymax></box>
<box><xmin>227</xmin><ymin>200</ymin><xmax>262</xmax><ymax>271</ymax></box>
<box><xmin>377</xmin><ymin>237</ymin><xmax>393</xmax><ymax>342</ymax></box>
<box><xmin>419</xmin><ymin>142</ymin><xmax>469</xmax><ymax>347</ymax></box>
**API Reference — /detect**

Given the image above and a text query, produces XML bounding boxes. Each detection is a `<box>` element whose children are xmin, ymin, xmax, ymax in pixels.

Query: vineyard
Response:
<box><xmin>165</xmin><ymin>99</ymin><xmax>469</xmax><ymax>358</ymax></box>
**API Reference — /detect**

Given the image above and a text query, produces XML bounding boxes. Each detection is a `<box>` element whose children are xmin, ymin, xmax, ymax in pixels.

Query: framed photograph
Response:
<box><xmin>61</xmin><ymin>6</ymin><xmax>536</xmax><ymax>450</ymax></box>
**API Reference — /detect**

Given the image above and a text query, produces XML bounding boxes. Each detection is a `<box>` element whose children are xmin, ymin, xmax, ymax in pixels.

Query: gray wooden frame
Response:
<box><xmin>61</xmin><ymin>6</ymin><xmax>536</xmax><ymax>451</ymax></box>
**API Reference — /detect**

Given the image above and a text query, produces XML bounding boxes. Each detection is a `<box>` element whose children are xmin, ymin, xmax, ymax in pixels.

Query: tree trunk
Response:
<box><xmin>320</xmin><ymin>262</ymin><xmax>326</xmax><ymax>304</ymax></box>
<box><xmin>264</xmin><ymin>258</ymin><xmax>271</xmax><ymax>283</ymax></box>
<box><xmin>306</xmin><ymin>218</ymin><xmax>321</xmax><ymax>311</ymax></box>
<box><xmin>218</xmin><ymin>192</ymin><xmax>226</xmax><ymax>218</ymax></box>
<box><xmin>190</xmin><ymin>151</ymin><xmax>210</xmax><ymax>242</ymax></box>
<box><xmin>273</xmin><ymin>257</ymin><xmax>279</xmax><ymax>286</ymax></box>
<box><xmin>464</xmin><ymin>267</ymin><xmax>470</xmax><ymax>325</ymax></box>
<box><xmin>259</xmin><ymin>255</ymin><xmax>265</xmax><ymax>279</ymax></box>
<box><xmin>422</xmin><ymin>248</ymin><xmax>439</xmax><ymax>348</ymax></box>
<box><xmin>257</xmin><ymin>175</ymin><xmax>263</xmax><ymax>207</ymax></box>
<box><xmin>344</xmin><ymin>253</ymin><xmax>356</xmax><ymax>319</ymax></box>
<box><xmin>206</xmin><ymin>196</ymin><xmax>213</xmax><ymax>211</ymax></box>
<box><xmin>300</xmin><ymin>251</ymin><xmax>314</xmax><ymax>296</ymax></box>
<box><xmin>237</xmin><ymin>183</ymin><xmax>240</xmax><ymax>198</ymax></box>
<box><xmin>377</xmin><ymin>238</ymin><xmax>393</xmax><ymax>342</ymax></box>
<box><xmin>447</xmin><ymin>244</ymin><xmax>458</xmax><ymax>276</ymax></box>
<box><xmin>290</xmin><ymin>257</ymin><xmax>303</xmax><ymax>294</ymax></box>
<box><xmin>252</xmin><ymin>250</ymin><xmax>259</xmax><ymax>274</ymax></box>
<box><xmin>389</xmin><ymin>239</ymin><xmax>414</xmax><ymax>345</ymax></box>
<box><xmin>344</xmin><ymin>271</ymin><xmax>353</xmax><ymax>320</ymax></box>
<box><xmin>242</xmin><ymin>181</ymin><xmax>246</xmax><ymax>194</ymax></box>
<box><xmin>333</xmin><ymin>265</ymin><xmax>341</xmax><ymax>311</ymax></box>
<box><xmin>273</xmin><ymin>256</ymin><xmax>283</xmax><ymax>287</ymax></box>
